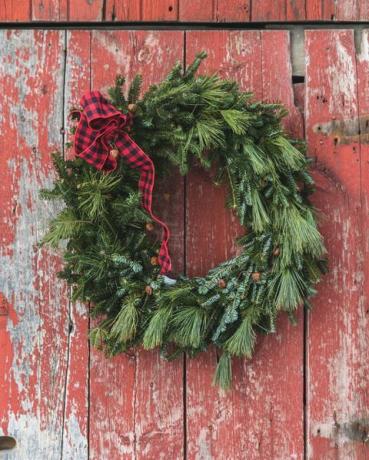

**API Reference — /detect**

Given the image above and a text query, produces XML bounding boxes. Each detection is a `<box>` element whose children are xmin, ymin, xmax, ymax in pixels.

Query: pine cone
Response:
<box><xmin>218</xmin><ymin>279</ymin><xmax>227</xmax><ymax>289</ymax></box>
<box><xmin>128</xmin><ymin>103</ymin><xmax>138</xmax><ymax>113</ymax></box>
<box><xmin>146</xmin><ymin>222</ymin><xmax>154</xmax><ymax>232</ymax></box>
<box><xmin>273</xmin><ymin>247</ymin><xmax>280</xmax><ymax>256</ymax></box>
<box><xmin>150</xmin><ymin>256</ymin><xmax>159</xmax><ymax>266</ymax></box>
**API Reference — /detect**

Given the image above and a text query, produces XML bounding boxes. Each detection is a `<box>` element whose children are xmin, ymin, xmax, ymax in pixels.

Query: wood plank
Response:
<box><xmin>214</xmin><ymin>0</ymin><xmax>250</xmax><ymax>21</ymax></box>
<box><xmin>0</xmin><ymin>30</ymin><xmax>74</xmax><ymax>459</ymax></box>
<box><xmin>0</xmin><ymin>0</ymin><xmax>31</xmax><ymax>21</ymax></box>
<box><xmin>305</xmin><ymin>29</ymin><xmax>369</xmax><ymax>459</ymax></box>
<box><xmin>60</xmin><ymin>30</ymin><xmax>91</xmax><ymax>459</ymax></box>
<box><xmin>359</xmin><ymin>1</ymin><xmax>369</xmax><ymax>19</ymax></box>
<box><xmin>68</xmin><ymin>0</ymin><xmax>103</xmax><ymax>20</ymax></box>
<box><xmin>306</xmin><ymin>0</ymin><xmax>360</xmax><ymax>20</ymax></box>
<box><xmin>305</xmin><ymin>0</ymin><xmax>323</xmax><ymax>19</ymax></box>
<box><xmin>89</xmin><ymin>30</ymin><xmax>184</xmax><ymax>460</ymax></box>
<box><xmin>179</xmin><ymin>0</ymin><xmax>213</xmax><ymax>21</ymax></box>
<box><xmin>355</xmin><ymin>27</ymin><xmax>369</xmax><ymax>456</ymax></box>
<box><xmin>185</xmin><ymin>30</ymin><xmax>304</xmax><ymax>460</ymax></box>
<box><xmin>105</xmin><ymin>0</ymin><xmax>141</xmax><ymax>21</ymax></box>
<box><xmin>32</xmin><ymin>0</ymin><xmax>68</xmax><ymax>20</ymax></box>
<box><xmin>251</xmin><ymin>0</ymin><xmax>286</xmax><ymax>20</ymax></box>
<box><xmin>262</xmin><ymin>30</ymin><xmax>304</xmax><ymax>138</ymax></box>
<box><xmin>286</xmin><ymin>0</ymin><xmax>306</xmax><ymax>20</ymax></box>
<box><xmin>141</xmin><ymin>0</ymin><xmax>178</xmax><ymax>21</ymax></box>
<box><xmin>334</xmin><ymin>0</ymin><xmax>360</xmax><ymax>20</ymax></box>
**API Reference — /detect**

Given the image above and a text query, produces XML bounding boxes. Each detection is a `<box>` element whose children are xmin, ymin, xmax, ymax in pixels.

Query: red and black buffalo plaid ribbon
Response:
<box><xmin>73</xmin><ymin>90</ymin><xmax>171</xmax><ymax>274</ymax></box>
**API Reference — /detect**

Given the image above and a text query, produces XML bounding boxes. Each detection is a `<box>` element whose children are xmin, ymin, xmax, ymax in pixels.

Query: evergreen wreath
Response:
<box><xmin>41</xmin><ymin>52</ymin><xmax>326</xmax><ymax>389</ymax></box>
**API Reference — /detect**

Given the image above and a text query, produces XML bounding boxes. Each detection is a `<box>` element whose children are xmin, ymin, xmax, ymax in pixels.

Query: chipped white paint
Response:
<box><xmin>0</xmin><ymin>156</ymin><xmax>67</xmax><ymax>458</ymax></box>
<box><xmin>357</xmin><ymin>29</ymin><xmax>369</xmax><ymax>62</ymax></box>
<box><xmin>61</xmin><ymin>411</ymin><xmax>88</xmax><ymax>459</ymax></box>
<box><xmin>0</xmin><ymin>30</ymin><xmax>87</xmax><ymax>460</ymax></box>
<box><xmin>328</xmin><ymin>34</ymin><xmax>357</xmax><ymax>116</ymax></box>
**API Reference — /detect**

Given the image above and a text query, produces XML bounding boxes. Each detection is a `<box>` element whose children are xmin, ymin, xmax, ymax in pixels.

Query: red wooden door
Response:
<box><xmin>0</xmin><ymin>28</ymin><xmax>368</xmax><ymax>460</ymax></box>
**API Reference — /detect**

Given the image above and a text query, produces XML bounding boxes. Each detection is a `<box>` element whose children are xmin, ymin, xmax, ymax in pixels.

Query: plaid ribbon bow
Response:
<box><xmin>73</xmin><ymin>90</ymin><xmax>172</xmax><ymax>274</ymax></box>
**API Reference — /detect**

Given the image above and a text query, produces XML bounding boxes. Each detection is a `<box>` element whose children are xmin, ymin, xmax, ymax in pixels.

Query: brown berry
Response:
<box><xmin>110</xmin><ymin>148</ymin><xmax>119</xmax><ymax>159</ymax></box>
<box><xmin>273</xmin><ymin>247</ymin><xmax>280</xmax><ymax>257</ymax></box>
<box><xmin>128</xmin><ymin>103</ymin><xmax>137</xmax><ymax>113</ymax></box>
<box><xmin>252</xmin><ymin>272</ymin><xmax>261</xmax><ymax>282</ymax></box>
<box><xmin>218</xmin><ymin>279</ymin><xmax>227</xmax><ymax>289</ymax></box>
<box><xmin>145</xmin><ymin>285</ymin><xmax>153</xmax><ymax>296</ymax></box>
<box><xmin>150</xmin><ymin>256</ymin><xmax>159</xmax><ymax>266</ymax></box>
<box><xmin>145</xmin><ymin>222</ymin><xmax>154</xmax><ymax>232</ymax></box>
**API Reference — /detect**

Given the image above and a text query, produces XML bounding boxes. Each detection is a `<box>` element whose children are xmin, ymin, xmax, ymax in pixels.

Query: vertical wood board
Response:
<box><xmin>0</xmin><ymin>30</ymin><xmax>78</xmax><ymax>459</ymax></box>
<box><xmin>305</xmin><ymin>29</ymin><xmax>369</xmax><ymax>459</ymax></box>
<box><xmin>60</xmin><ymin>29</ymin><xmax>92</xmax><ymax>459</ymax></box>
<box><xmin>185</xmin><ymin>29</ymin><xmax>305</xmax><ymax>460</ymax></box>
<box><xmin>88</xmin><ymin>30</ymin><xmax>185</xmax><ymax>460</ymax></box>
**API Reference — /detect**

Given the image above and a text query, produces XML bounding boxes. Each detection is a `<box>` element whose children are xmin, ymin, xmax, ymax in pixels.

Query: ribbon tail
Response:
<box><xmin>141</xmin><ymin>171</ymin><xmax>172</xmax><ymax>274</ymax></box>
<box><xmin>116</xmin><ymin>133</ymin><xmax>172</xmax><ymax>274</ymax></box>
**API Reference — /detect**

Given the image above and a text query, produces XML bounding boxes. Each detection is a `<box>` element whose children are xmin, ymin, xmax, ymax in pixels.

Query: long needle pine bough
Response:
<box><xmin>41</xmin><ymin>52</ymin><xmax>326</xmax><ymax>389</ymax></box>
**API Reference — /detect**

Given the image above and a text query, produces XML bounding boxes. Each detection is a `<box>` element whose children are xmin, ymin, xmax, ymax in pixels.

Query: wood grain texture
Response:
<box><xmin>2</xmin><ymin>0</ymin><xmax>369</xmax><ymax>21</ymax></box>
<box><xmin>286</xmin><ymin>0</ymin><xmax>306</xmax><ymax>20</ymax></box>
<box><xmin>2</xmin><ymin>24</ymin><xmax>369</xmax><ymax>460</ymax></box>
<box><xmin>214</xmin><ymin>0</ymin><xmax>250</xmax><ymax>21</ymax></box>
<box><xmin>179</xmin><ymin>0</ymin><xmax>213</xmax><ymax>21</ymax></box>
<box><xmin>0</xmin><ymin>0</ymin><xmax>30</xmax><ymax>20</ymax></box>
<box><xmin>105</xmin><ymin>0</ymin><xmax>141</xmax><ymax>21</ymax></box>
<box><xmin>306</xmin><ymin>0</ymin><xmax>362</xmax><ymax>20</ymax></box>
<box><xmin>0</xmin><ymin>30</ymin><xmax>81</xmax><ymax>459</ymax></box>
<box><xmin>61</xmin><ymin>30</ymin><xmax>91</xmax><ymax>459</ymax></box>
<box><xmin>68</xmin><ymin>0</ymin><xmax>103</xmax><ymax>20</ymax></box>
<box><xmin>305</xmin><ymin>29</ymin><xmax>369</xmax><ymax>459</ymax></box>
<box><xmin>251</xmin><ymin>0</ymin><xmax>286</xmax><ymax>20</ymax></box>
<box><xmin>141</xmin><ymin>0</ymin><xmax>178</xmax><ymax>21</ymax></box>
<box><xmin>88</xmin><ymin>30</ymin><xmax>185</xmax><ymax>460</ymax></box>
<box><xmin>32</xmin><ymin>0</ymin><xmax>68</xmax><ymax>20</ymax></box>
<box><xmin>185</xmin><ymin>30</ymin><xmax>305</xmax><ymax>460</ymax></box>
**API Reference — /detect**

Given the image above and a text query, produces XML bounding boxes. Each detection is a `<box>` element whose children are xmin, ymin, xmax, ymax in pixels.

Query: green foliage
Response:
<box><xmin>128</xmin><ymin>74</ymin><xmax>143</xmax><ymax>103</ymax></box>
<box><xmin>224</xmin><ymin>313</ymin><xmax>257</xmax><ymax>358</ymax></box>
<box><xmin>213</xmin><ymin>352</ymin><xmax>232</xmax><ymax>390</ymax></box>
<box><xmin>41</xmin><ymin>52</ymin><xmax>326</xmax><ymax>389</ymax></box>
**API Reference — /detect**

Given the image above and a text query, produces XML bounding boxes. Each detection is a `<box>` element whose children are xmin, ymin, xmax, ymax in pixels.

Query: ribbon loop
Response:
<box><xmin>73</xmin><ymin>90</ymin><xmax>172</xmax><ymax>274</ymax></box>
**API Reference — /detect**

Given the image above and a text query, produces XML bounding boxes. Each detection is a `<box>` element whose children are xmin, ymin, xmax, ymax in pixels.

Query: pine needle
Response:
<box><xmin>220</xmin><ymin>109</ymin><xmax>252</xmax><ymax>135</ymax></box>
<box><xmin>110</xmin><ymin>298</ymin><xmax>139</xmax><ymax>343</ymax></box>
<box><xmin>270</xmin><ymin>269</ymin><xmax>306</xmax><ymax>311</ymax></box>
<box><xmin>143</xmin><ymin>305</ymin><xmax>173</xmax><ymax>349</ymax></box>
<box><xmin>213</xmin><ymin>352</ymin><xmax>232</xmax><ymax>390</ymax></box>
<box><xmin>224</xmin><ymin>314</ymin><xmax>256</xmax><ymax>358</ymax></box>
<box><xmin>172</xmin><ymin>306</ymin><xmax>207</xmax><ymax>349</ymax></box>
<box><xmin>41</xmin><ymin>209</ymin><xmax>88</xmax><ymax>247</ymax></box>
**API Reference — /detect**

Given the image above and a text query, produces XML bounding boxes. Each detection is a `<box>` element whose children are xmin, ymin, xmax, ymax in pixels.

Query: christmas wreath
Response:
<box><xmin>41</xmin><ymin>52</ymin><xmax>326</xmax><ymax>388</ymax></box>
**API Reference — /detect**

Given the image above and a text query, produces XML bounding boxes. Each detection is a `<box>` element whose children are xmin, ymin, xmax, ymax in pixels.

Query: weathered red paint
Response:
<box><xmin>69</xmin><ymin>0</ymin><xmax>103</xmax><ymax>20</ymax></box>
<box><xmin>2</xmin><ymin>0</ymin><xmax>369</xmax><ymax>22</ymax></box>
<box><xmin>1</xmin><ymin>26</ymin><xmax>369</xmax><ymax>460</ymax></box>
<box><xmin>0</xmin><ymin>0</ymin><xmax>30</xmax><ymax>21</ymax></box>
<box><xmin>32</xmin><ymin>0</ymin><xmax>68</xmax><ymax>20</ymax></box>
<box><xmin>184</xmin><ymin>30</ymin><xmax>305</xmax><ymax>460</ymax></box>
<box><xmin>106</xmin><ymin>0</ymin><xmax>141</xmax><ymax>21</ymax></box>
<box><xmin>88</xmin><ymin>30</ymin><xmax>185</xmax><ymax>460</ymax></box>
<box><xmin>60</xmin><ymin>30</ymin><xmax>92</xmax><ymax>458</ymax></box>
<box><xmin>214</xmin><ymin>0</ymin><xmax>250</xmax><ymax>21</ymax></box>
<box><xmin>141</xmin><ymin>0</ymin><xmax>179</xmax><ymax>21</ymax></box>
<box><xmin>306</xmin><ymin>29</ymin><xmax>369</xmax><ymax>459</ymax></box>
<box><xmin>179</xmin><ymin>0</ymin><xmax>214</xmax><ymax>21</ymax></box>
<box><xmin>0</xmin><ymin>30</ymin><xmax>72</xmax><ymax>458</ymax></box>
